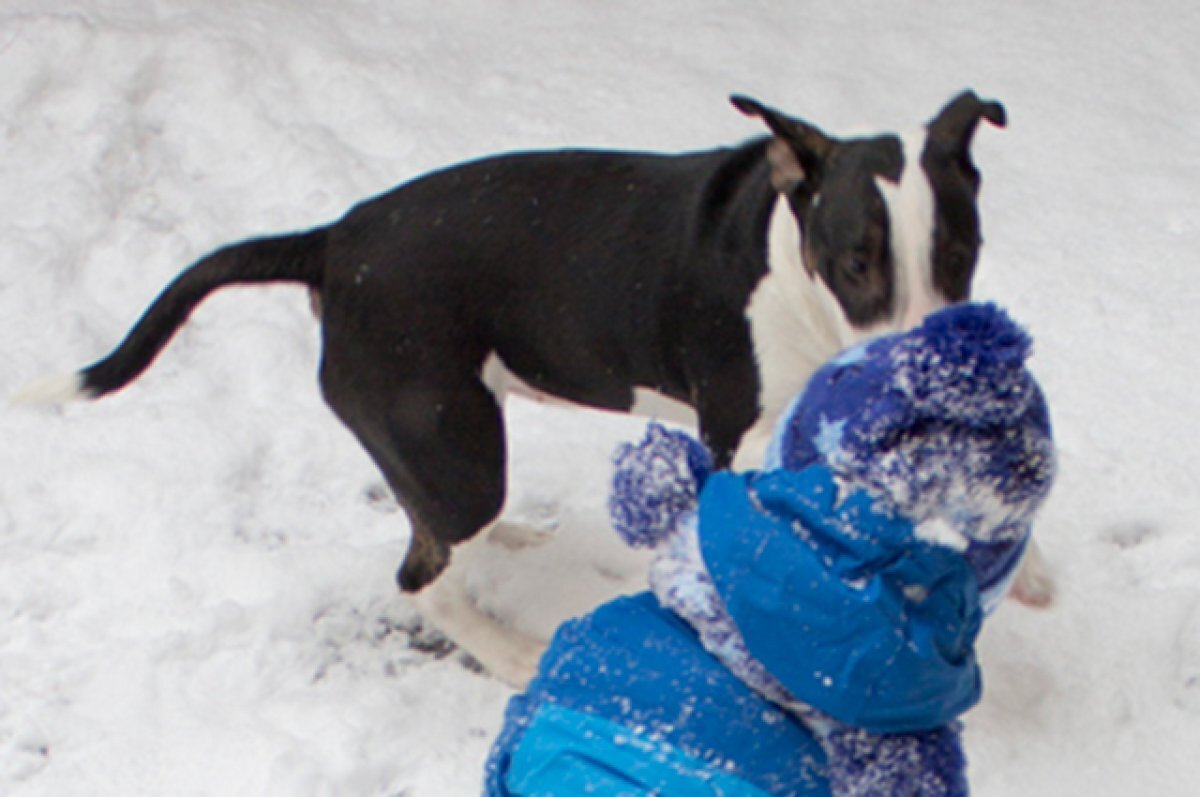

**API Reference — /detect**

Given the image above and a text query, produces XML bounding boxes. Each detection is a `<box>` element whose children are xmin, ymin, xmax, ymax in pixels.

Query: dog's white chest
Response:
<box><xmin>736</xmin><ymin>200</ymin><xmax>859</xmax><ymax>468</ymax></box>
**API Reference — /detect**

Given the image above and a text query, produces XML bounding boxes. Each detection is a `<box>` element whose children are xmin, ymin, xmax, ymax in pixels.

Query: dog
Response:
<box><xmin>20</xmin><ymin>90</ymin><xmax>1023</xmax><ymax>685</ymax></box>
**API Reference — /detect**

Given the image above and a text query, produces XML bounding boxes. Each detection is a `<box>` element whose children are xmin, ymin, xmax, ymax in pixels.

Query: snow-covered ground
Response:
<box><xmin>2</xmin><ymin>2</ymin><xmax>1198</xmax><ymax>794</ymax></box>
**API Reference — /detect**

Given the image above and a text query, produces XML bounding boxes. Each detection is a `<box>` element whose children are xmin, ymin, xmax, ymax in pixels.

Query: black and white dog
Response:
<box><xmin>24</xmin><ymin>90</ymin><xmax>1041</xmax><ymax>685</ymax></box>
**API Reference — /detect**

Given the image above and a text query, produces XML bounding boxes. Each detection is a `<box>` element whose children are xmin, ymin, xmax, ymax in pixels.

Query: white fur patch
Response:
<box><xmin>11</xmin><ymin>372</ymin><xmax>89</xmax><ymax>406</ymax></box>
<box><xmin>629</xmin><ymin>389</ymin><xmax>696</xmax><ymax>426</ymax></box>
<box><xmin>736</xmin><ymin>199</ymin><xmax>870</xmax><ymax>469</ymax></box>
<box><xmin>875</xmin><ymin>131</ymin><xmax>942</xmax><ymax>331</ymax></box>
<box><xmin>481</xmin><ymin>352</ymin><xmax>697</xmax><ymax>426</ymax></box>
<box><xmin>481</xmin><ymin>353</ymin><xmax>540</xmax><ymax>406</ymax></box>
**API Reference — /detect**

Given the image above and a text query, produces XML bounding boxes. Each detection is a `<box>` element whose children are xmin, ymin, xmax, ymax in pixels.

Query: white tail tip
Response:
<box><xmin>11</xmin><ymin>373</ymin><xmax>90</xmax><ymax>407</ymax></box>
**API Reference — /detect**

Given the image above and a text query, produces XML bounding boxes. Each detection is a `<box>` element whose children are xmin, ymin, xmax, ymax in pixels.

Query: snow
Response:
<box><xmin>2</xmin><ymin>1</ymin><xmax>1198</xmax><ymax>794</ymax></box>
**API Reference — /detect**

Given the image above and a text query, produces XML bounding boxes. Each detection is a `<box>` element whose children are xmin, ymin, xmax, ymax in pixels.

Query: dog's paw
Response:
<box><xmin>1011</xmin><ymin>542</ymin><xmax>1056</xmax><ymax>608</ymax></box>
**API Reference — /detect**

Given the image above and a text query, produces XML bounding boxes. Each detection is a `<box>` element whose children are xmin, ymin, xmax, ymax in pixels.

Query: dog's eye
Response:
<box><xmin>840</xmin><ymin>254</ymin><xmax>870</xmax><ymax>281</ymax></box>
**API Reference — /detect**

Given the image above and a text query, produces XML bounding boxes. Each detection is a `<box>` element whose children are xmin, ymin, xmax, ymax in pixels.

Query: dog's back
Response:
<box><xmin>319</xmin><ymin>143</ymin><xmax>776</xmax><ymax>416</ymax></box>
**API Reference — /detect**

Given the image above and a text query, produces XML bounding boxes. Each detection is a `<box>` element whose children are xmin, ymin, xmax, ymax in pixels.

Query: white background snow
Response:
<box><xmin>2</xmin><ymin>1</ymin><xmax>1198</xmax><ymax>794</ymax></box>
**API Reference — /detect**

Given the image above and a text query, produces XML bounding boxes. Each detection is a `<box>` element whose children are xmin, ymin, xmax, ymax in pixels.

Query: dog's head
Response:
<box><xmin>733</xmin><ymin>91</ymin><xmax>1006</xmax><ymax>339</ymax></box>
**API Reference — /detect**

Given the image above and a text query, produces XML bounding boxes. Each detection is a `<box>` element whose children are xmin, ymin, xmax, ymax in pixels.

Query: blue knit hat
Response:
<box><xmin>765</xmin><ymin>302</ymin><xmax>1055</xmax><ymax>609</ymax></box>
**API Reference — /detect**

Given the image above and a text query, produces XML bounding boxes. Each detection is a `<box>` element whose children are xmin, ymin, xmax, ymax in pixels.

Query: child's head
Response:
<box><xmin>774</xmin><ymin>303</ymin><xmax>1053</xmax><ymax>534</ymax></box>
<box><xmin>769</xmin><ymin>302</ymin><xmax>1056</xmax><ymax>603</ymax></box>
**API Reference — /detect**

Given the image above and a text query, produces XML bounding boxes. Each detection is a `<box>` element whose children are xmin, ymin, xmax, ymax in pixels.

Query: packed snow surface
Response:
<box><xmin>2</xmin><ymin>2</ymin><xmax>1198</xmax><ymax>794</ymax></box>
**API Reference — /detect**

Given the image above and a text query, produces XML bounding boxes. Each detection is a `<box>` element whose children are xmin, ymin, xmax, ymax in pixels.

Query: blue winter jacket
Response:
<box><xmin>485</xmin><ymin>465</ymin><xmax>984</xmax><ymax>796</ymax></box>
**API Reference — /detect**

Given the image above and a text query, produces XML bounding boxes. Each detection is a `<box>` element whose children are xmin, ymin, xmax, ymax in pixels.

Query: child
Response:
<box><xmin>485</xmin><ymin>303</ymin><xmax>1056</xmax><ymax>796</ymax></box>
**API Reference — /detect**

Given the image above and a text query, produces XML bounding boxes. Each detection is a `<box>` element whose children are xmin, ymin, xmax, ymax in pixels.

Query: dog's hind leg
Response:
<box><xmin>323</xmin><ymin>371</ymin><xmax>546</xmax><ymax>686</ymax></box>
<box><xmin>411</xmin><ymin>532</ymin><xmax>547</xmax><ymax>687</ymax></box>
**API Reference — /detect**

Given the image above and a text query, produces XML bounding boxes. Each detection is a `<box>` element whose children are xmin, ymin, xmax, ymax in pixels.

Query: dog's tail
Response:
<box><xmin>15</xmin><ymin>229</ymin><xmax>326</xmax><ymax>405</ymax></box>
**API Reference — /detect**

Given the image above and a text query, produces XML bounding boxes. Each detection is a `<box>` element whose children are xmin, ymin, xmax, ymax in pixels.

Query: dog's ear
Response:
<box><xmin>925</xmin><ymin>90</ymin><xmax>1006</xmax><ymax>185</ymax></box>
<box><xmin>731</xmin><ymin>95</ymin><xmax>833</xmax><ymax>194</ymax></box>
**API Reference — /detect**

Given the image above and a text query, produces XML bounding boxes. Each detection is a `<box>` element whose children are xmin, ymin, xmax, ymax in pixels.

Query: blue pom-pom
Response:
<box><xmin>917</xmin><ymin>302</ymin><xmax>1031</xmax><ymax>377</ymax></box>
<box><xmin>897</xmin><ymin>302</ymin><xmax>1037</xmax><ymax>427</ymax></box>
<box><xmin>609</xmin><ymin>423</ymin><xmax>712</xmax><ymax>548</ymax></box>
